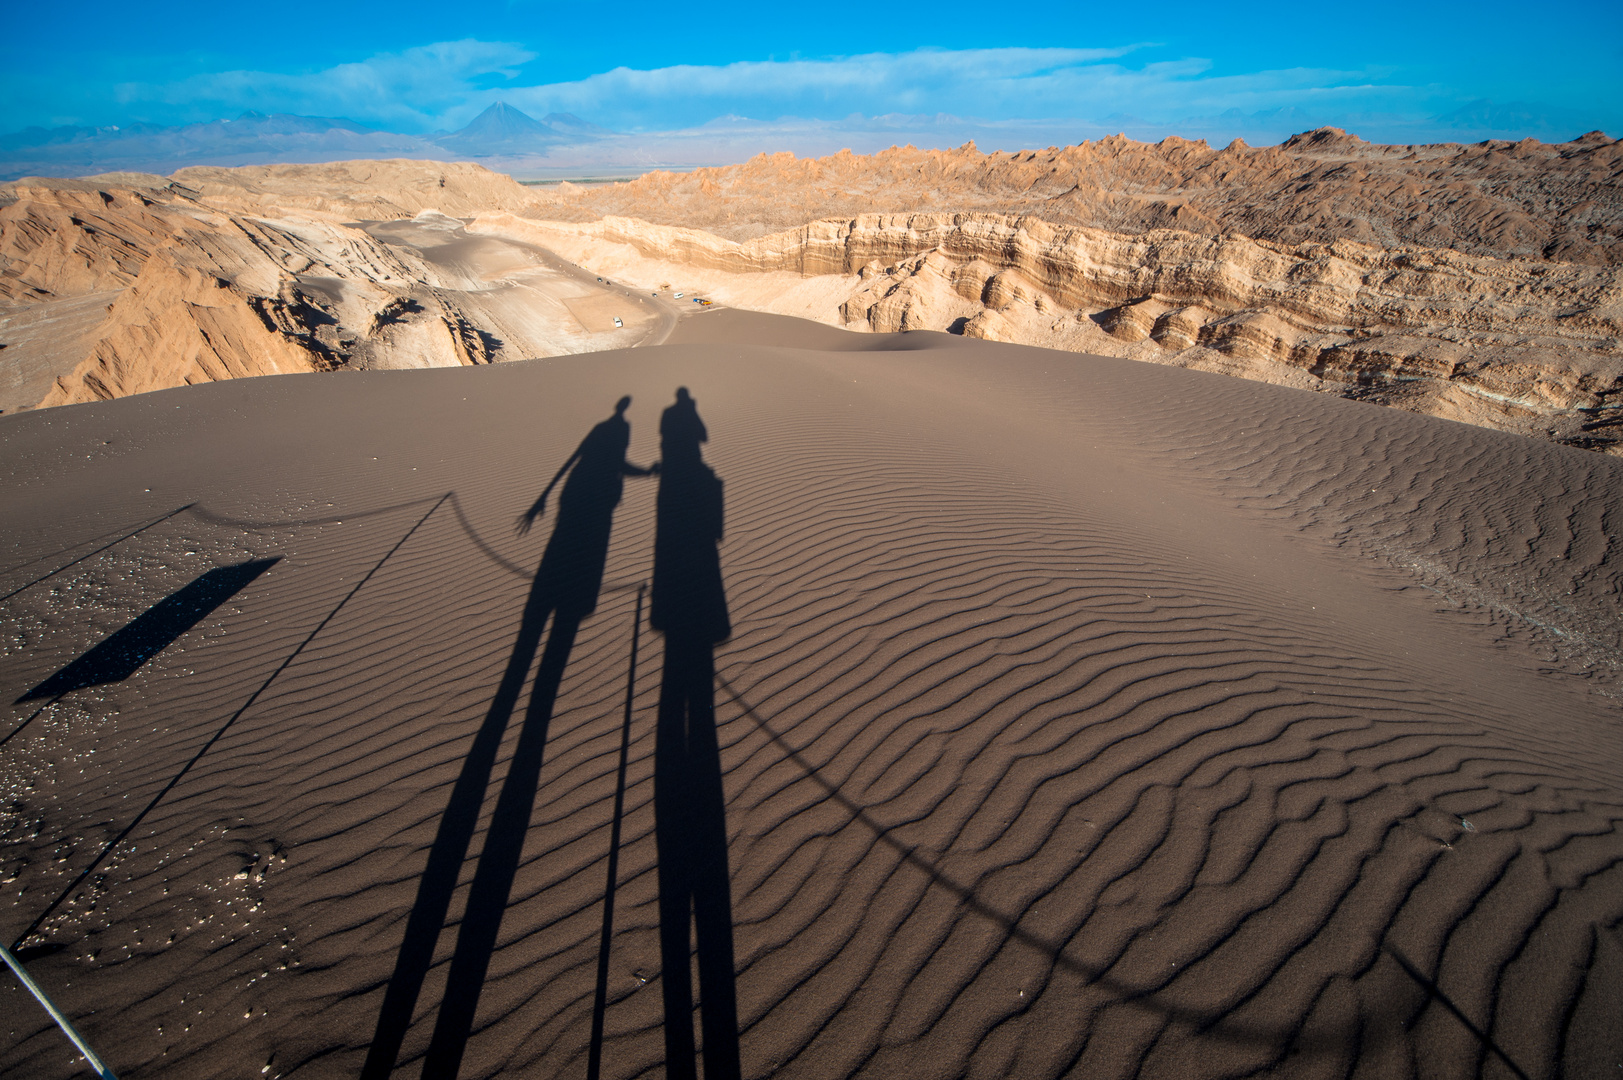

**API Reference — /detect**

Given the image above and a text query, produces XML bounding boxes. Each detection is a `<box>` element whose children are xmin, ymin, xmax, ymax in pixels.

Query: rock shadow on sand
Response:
<box><xmin>16</xmin><ymin>558</ymin><xmax>280</xmax><ymax>704</ymax></box>
<box><xmin>362</xmin><ymin>397</ymin><xmax>652</xmax><ymax>1080</ymax></box>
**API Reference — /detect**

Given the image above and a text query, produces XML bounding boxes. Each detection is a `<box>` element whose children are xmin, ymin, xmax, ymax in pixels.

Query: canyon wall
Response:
<box><xmin>533</xmin><ymin>128</ymin><xmax>1623</xmax><ymax>265</ymax></box>
<box><xmin>170</xmin><ymin>158</ymin><xmax>546</xmax><ymax>223</ymax></box>
<box><xmin>0</xmin><ymin>174</ymin><xmax>512</xmax><ymax>409</ymax></box>
<box><xmin>473</xmin><ymin>212</ymin><xmax>1623</xmax><ymax>452</ymax></box>
<box><xmin>4</xmin><ymin>139</ymin><xmax>1618</xmax><ymax>454</ymax></box>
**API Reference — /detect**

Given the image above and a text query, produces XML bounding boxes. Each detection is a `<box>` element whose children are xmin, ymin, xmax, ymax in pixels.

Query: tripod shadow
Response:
<box><xmin>363</xmin><ymin>397</ymin><xmax>651</xmax><ymax>1080</ymax></box>
<box><xmin>650</xmin><ymin>388</ymin><xmax>741</xmax><ymax>1080</ymax></box>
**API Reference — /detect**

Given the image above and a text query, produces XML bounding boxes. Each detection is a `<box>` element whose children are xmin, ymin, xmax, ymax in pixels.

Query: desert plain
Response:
<box><xmin>1</xmin><ymin>130</ymin><xmax>1621</xmax><ymax>1080</ymax></box>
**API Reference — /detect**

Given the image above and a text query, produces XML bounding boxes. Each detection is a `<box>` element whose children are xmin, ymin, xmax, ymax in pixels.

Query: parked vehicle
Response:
<box><xmin>613</xmin><ymin>317</ymin><xmax>623</xmax><ymax>328</ymax></box>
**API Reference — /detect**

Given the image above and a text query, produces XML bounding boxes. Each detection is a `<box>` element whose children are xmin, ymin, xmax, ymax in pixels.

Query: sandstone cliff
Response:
<box><xmin>5</xmin><ymin>146</ymin><xmax>1619</xmax><ymax>454</ymax></box>
<box><xmin>532</xmin><ymin>129</ymin><xmax>1623</xmax><ymax>265</ymax></box>
<box><xmin>0</xmin><ymin>183</ymin><xmax>177</xmax><ymax>301</ymax></box>
<box><xmin>0</xmin><ymin>172</ymin><xmax>519</xmax><ymax>409</ymax></box>
<box><xmin>472</xmin><ymin>212</ymin><xmax>1623</xmax><ymax>452</ymax></box>
<box><xmin>170</xmin><ymin>159</ymin><xmax>546</xmax><ymax>223</ymax></box>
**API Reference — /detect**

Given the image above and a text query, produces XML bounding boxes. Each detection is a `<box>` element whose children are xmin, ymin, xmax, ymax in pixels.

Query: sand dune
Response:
<box><xmin>2</xmin><ymin>314</ymin><xmax>1618</xmax><ymax>1078</ymax></box>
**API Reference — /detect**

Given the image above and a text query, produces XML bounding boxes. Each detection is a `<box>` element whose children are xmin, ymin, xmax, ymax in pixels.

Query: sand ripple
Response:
<box><xmin>1</xmin><ymin>326</ymin><xmax>1619</xmax><ymax>1078</ymax></box>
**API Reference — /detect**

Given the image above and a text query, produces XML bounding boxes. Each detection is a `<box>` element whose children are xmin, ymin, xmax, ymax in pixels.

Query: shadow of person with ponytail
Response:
<box><xmin>363</xmin><ymin>395</ymin><xmax>653</xmax><ymax>1080</ymax></box>
<box><xmin>651</xmin><ymin>387</ymin><xmax>741</xmax><ymax>1080</ymax></box>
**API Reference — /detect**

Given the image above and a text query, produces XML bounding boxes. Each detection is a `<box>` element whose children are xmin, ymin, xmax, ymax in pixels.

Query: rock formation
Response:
<box><xmin>167</xmin><ymin>158</ymin><xmax>546</xmax><ymax>223</ymax></box>
<box><xmin>0</xmin><ymin>167</ymin><xmax>541</xmax><ymax>408</ymax></box>
<box><xmin>533</xmin><ymin>129</ymin><xmax>1623</xmax><ymax>266</ymax></box>
<box><xmin>4</xmin><ymin>133</ymin><xmax>1619</xmax><ymax>453</ymax></box>
<box><xmin>471</xmin><ymin>211</ymin><xmax>1622</xmax><ymax>452</ymax></box>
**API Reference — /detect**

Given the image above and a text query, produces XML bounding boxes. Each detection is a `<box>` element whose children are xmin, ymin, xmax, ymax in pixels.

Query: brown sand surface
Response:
<box><xmin>2</xmin><ymin>318</ymin><xmax>1621</xmax><ymax>1079</ymax></box>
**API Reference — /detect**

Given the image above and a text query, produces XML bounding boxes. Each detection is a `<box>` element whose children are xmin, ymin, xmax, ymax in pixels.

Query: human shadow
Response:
<box><xmin>649</xmin><ymin>388</ymin><xmax>741</xmax><ymax>1080</ymax></box>
<box><xmin>363</xmin><ymin>397</ymin><xmax>651</xmax><ymax>1080</ymax></box>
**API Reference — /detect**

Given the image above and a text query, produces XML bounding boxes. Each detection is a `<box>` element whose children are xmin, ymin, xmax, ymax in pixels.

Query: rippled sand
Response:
<box><xmin>2</xmin><ymin>313</ymin><xmax>1619</xmax><ymax>1079</ymax></box>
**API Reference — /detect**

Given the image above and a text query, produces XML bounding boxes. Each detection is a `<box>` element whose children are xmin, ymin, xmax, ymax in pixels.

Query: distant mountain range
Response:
<box><xmin>0</xmin><ymin>103</ymin><xmax>613</xmax><ymax>181</ymax></box>
<box><xmin>3</xmin><ymin>99</ymin><xmax>1604</xmax><ymax>184</ymax></box>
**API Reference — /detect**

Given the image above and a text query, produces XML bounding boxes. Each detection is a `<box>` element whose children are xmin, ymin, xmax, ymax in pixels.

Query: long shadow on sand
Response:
<box><xmin>362</xmin><ymin>398</ymin><xmax>652</xmax><ymax>1080</ymax></box>
<box><xmin>645</xmin><ymin>388</ymin><xmax>741</xmax><ymax>1080</ymax></box>
<box><xmin>4</xmin><ymin>557</ymin><xmax>281</xmax><ymax>756</ymax></box>
<box><xmin>16</xmin><ymin>559</ymin><xmax>280</xmax><ymax>704</ymax></box>
<box><xmin>12</xmin><ymin>496</ymin><xmax>447</xmax><ymax>957</ymax></box>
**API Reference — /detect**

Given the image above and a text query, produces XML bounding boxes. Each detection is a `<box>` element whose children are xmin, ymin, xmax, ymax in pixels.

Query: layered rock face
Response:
<box><xmin>4</xmin><ymin>139</ymin><xmax>1618</xmax><ymax>452</ymax></box>
<box><xmin>0</xmin><ymin>171</ymin><xmax>512</xmax><ymax>408</ymax></box>
<box><xmin>473</xmin><ymin>212</ymin><xmax>1623</xmax><ymax>452</ymax></box>
<box><xmin>535</xmin><ymin>129</ymin><xmax>1623</xmax><ymax>265</ymax></box>
<box><xmin>496</xmin><ymin>129</ymin><xmax>1623</xmax><ymax>451</ymax></box>
<box><xmin>0</xmin><ymin>182</ymin><xmax>174</xmax><ymax>301</ymax></box>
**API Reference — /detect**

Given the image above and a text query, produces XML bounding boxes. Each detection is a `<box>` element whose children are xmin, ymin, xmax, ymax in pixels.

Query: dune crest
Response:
<box><xmin>4</xmin><ymin>138</ymin><xmax>1620</xmax><ymax>452</ymax></box>
<box><xmin>1</xmin><ymin>325</ymin><xmax>1619</xmax><ymax>1078</ymax></box>
<box><xmin>500</xmin><ymin>130</ymin><xmax>1621</xmax><ymax>451</ymax></box>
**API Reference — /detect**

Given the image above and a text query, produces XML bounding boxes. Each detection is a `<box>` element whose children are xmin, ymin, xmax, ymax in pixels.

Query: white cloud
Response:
<box><xmin>98</xmin><ymin>42</ymin><xmax>1616</xmax><ymax>145</ymax></box>
<box><xmin>493</xmin><ymin>47</ymin><xmax>1169</xmax><ymax>127</ymax></box>
<box><xmin>481</xmin><ymin>48</ymin><xmax>1427</xmax><ymax>133</ymax></box>
<box><xmin>114</xmin><ymin>40</ymin><xmax>536</xmax><ymax>130</ymax></box>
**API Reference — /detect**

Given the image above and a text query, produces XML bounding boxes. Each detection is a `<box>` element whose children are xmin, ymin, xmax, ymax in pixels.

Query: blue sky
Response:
<box><xmin>4</xmin><ymin>0</ymin><xmax>1619</xmax><ymax>144</ymax></box>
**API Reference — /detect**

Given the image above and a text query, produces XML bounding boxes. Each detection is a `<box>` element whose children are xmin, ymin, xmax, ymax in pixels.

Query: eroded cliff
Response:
<box><xmin>472</xmin><ymin>212</ymin><xmax>1623</xmax><ymax>451</ymax></box>
<box><xmin>0</xmin><ymin>171</ymin><xmax>528</xmax><ymax>409</ymax></box>
<box><xmin>4</xmin><ymin>142</ymin><xmax>1619</xmax><ymax>453</ymax></box>
<box><xmin>532</xmin><ymin>128</ymin><xmax>1623</xmax><ymax>265</ymax></box>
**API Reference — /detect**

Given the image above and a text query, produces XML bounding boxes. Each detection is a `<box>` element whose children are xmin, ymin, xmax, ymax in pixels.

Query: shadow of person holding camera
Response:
<box><xmin>649</xmin><ymin>387</ymin><xmax>741</xmax><ymax>1080</ymax></box>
